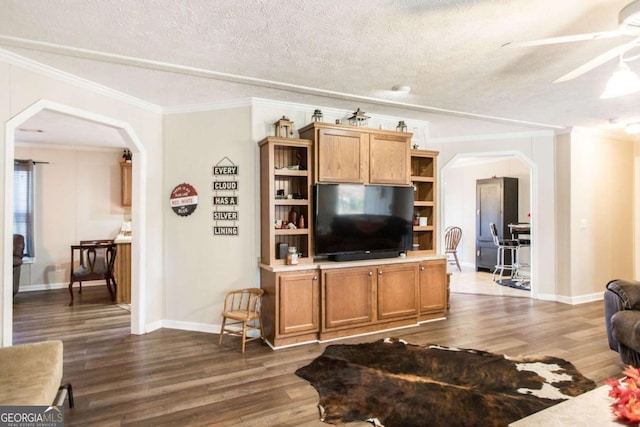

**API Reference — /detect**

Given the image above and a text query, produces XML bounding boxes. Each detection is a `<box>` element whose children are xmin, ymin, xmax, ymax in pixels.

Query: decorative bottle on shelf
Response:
<box><xmin>297</xmin><ymin>214</ymin><xmax>305</xmax><ymax>229</ymax></box>
<box><xmin>288</xmin><ymin>208</ymin><xmax>298</xmax><ymax>225</ymax></box>
<box><xmin>287</xmin><ymin>246</ymin><xmax>298</xmax><ymax>265</ymax></box>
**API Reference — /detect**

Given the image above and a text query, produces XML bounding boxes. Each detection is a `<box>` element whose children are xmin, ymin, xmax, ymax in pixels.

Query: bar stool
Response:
<box><xmin>489</xmin><ymin>223</ymin><xmax>519</xmax><ymax>281</ymax></box>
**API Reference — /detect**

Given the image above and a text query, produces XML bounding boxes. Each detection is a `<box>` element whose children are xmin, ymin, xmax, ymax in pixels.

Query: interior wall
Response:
<box><xmin>555</xmin><ymin>132</ymin><xmax>571</xmax><ymax>297</ymax></box>
<box><xmin>442</xmin><ymin>157</ymin><xmax>531</xmax><ymax>268</ymax></box>
<box><xmin>13</xmin><ymin>146</ymin><xmax>128</xmax><ymax>290</ymax></box>
<box><xmin>0</xmin><ymin>62</ymin><xmax>164</xmax><ymax>343</ymax></box>
<box><xmin>162</xmin><ymin>107</ymin><xmax>254</xmax><ymax>329</ymax></box>
<box><xmin>568</xmin><ymin>127</ymin><xmax>634</xmax><ymax>297</ymax></box>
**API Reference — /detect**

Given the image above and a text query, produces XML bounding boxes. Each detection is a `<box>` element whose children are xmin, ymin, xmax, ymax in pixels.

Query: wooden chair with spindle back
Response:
<box><xmin>218</xmin><ymin>288</ymin><xmax>265</xmax><ymax>353</ymax></box>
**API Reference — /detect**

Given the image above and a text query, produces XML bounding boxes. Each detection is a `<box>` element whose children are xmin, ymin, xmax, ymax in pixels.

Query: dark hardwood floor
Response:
<box><xmin>12</xmin><ymin>286</ymin><xmax>623</xmax><ymax>426</ymax></box>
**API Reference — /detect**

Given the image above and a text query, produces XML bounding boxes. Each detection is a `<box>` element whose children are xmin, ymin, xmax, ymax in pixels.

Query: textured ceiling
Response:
<box><xmin>3</xmin><ymin>0</ymin><xmax>640</xmax><ymax>145</ymax></box>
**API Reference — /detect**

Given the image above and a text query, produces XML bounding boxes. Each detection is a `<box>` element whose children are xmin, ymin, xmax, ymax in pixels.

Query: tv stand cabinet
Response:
<box><xmin>259</xmin><ymin>256</ymin><xmax>447</xmax><ymax>348</ymax></box>
<box><xmin>258</xmin><ymin>123</ymin><xmax>447</xmax><ymax>348</ymax></box>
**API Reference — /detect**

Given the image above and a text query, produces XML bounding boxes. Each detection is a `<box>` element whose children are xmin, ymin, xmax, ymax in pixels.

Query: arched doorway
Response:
<box><xmin>440</xmin><ymin>151</ymin><xmax>536</xmax><ymax>297</ymax></box>
<box><xmin>3</xmin><ymin>99</ymin><xmax>147</xmax><ymax>345</ymax></box>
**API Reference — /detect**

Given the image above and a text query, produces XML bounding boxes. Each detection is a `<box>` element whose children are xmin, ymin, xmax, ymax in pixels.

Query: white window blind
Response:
<box><xmin>14</xmin><ymin>160</ymin><xmax>35</xmax><ymax>258</ymax></box>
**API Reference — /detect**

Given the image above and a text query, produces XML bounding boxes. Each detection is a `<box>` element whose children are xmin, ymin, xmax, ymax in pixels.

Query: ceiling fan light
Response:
<box><xmin>600</xmin><ymin>62</ymin><xmax>640</xmax><ymax>98</ymax></box>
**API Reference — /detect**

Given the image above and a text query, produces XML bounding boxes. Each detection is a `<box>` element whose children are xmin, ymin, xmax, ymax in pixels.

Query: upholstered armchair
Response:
<box><xmin>13</xmin><ymin>234</ymin><xmax>25</xmax><ymax>298</ymax></box>
<box><xmin>604</xmin><ymin>279</ymin><xmax>640</xmax><ymax>367</ymax></box>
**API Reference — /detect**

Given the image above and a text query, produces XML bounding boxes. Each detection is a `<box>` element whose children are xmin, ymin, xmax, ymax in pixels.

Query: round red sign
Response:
<box><xmin>170</xmin><ymin>183</ymin><xmax>198</xmax><ymax>217</ymax></box>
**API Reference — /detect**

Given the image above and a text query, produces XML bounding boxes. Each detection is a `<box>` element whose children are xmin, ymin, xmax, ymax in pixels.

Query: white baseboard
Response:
<box><xmin>162</xmin><ymin>319</ymin><xmax>220</xmax><ymax>334</ymax></box>
<box><xmin>145</xmin><ymin>320</ymin><xmax>163</xmax><ymax>333</ymax></box>
<box><xmin>538</xmin><ymin>292</ymin><xmax>603</xmax><ymax>305</ymax></box>
<box><xmin>161</xmin><ymin>319</ymin><xmax>265</xmax><ymax>338</ymax></box>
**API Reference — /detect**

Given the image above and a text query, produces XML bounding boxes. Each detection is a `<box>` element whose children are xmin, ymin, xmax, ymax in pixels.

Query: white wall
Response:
<box><xmin>13</xmin><ymin>146</ymin><xmax>128</xmax><ymax>290</ymax></box>
<box><xmin>442</xmin><ymin>156</ymin><xmax>531</xmax><ymax>268</ymax></box>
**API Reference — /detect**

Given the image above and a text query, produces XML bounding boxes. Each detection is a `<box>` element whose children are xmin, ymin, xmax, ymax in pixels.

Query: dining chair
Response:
<box><xmin>444</xmin><ymin>226</ymin><xmax>463</xmax><ymax>272</ymax></box>
<box><xmin>68</xmin><ymin>241</ymin><xmax>117</xmax><ymax>306</ymax></box>
<box><xmin>489</xmin><ymin>223</ymin><xmax>519</xmax><ymax>281</ymax></box>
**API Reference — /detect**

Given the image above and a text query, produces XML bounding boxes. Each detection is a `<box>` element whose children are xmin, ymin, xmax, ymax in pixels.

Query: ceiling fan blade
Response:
<box><xmin>553</xmin><ymin>38</ymin><xmax>640</xmax><ymax>83</ymax></box>
<box><xmin>502</xmin><ymin>30</ymin><xmax>621</xmax><ymax>47</ymax></box>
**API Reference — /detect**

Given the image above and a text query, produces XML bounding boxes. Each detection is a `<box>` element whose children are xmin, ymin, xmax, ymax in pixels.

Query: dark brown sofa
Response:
<box><xmin>605</xmin><ymin>279</ymin><xmax>640</xmax><ymax>366</ymax></box>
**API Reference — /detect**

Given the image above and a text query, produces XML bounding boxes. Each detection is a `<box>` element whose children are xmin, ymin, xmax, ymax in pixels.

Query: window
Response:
<box><xmin>14</xmin><ymin>160</ymin><xmax>35</xmax><ymax>258</ymax></box>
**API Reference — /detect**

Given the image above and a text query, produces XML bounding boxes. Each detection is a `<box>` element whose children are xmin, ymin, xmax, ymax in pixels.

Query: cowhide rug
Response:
<box><xmin>295</xmin><ymin>338</ymin><xmax>596</xmax><ymax>427</ymax></box>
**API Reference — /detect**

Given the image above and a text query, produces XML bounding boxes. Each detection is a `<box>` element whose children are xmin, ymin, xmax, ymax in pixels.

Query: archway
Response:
<box><xmin>3</xmin><ymin>99</ymin><xmax>147</xmax><ymax>345</ymax></box>
<box><xmin>440</xmin><ymin>151</ymin><xmax>537</xmax><ymax>297</ymax></box>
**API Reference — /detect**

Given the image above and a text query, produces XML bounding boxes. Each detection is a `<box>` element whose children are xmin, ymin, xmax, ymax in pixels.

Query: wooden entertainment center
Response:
<box><xmin>259</xmin><ymin>122</ymin><xmax>447</xmax><ymax>348</ymax></box>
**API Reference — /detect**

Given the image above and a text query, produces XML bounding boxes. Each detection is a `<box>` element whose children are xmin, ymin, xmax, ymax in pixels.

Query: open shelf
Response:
<box><xmin>409</xmin><ymin>149</ymin><xmax>439</xmax><ymax>255</ymax></box>
<box><xmin>259</xmin><ymin>137</ymin><xmax>313</xmax><ymax>266</ymax></box>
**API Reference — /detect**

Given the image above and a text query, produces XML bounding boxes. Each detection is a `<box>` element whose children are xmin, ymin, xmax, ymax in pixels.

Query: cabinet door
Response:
<box><xmin>278</xmin><ymin>271</ymin><xmax>319</xmax><ymax>335</ymax></box>
<box><xmin>323</xmin><ymin>267</ymin><xmax>374</xmax><ymax>329</ymax></box>
<box><xmin>476</xmin><ymin>241</ymin><xmax>498</xmax><ymax>271</ymax></box>
<box><xmin>316</xmin><ymin>128</ymin><xmax>368</xmax><ymax>183</ymax></box>
<box><xmin>419</xmin><ymin>260</ymin><xmax>447</xmax><ymax>314</ymax></box>
<box><xmin>120</xmin><ymin>163</ymin><xmax>132</xmax><ymax>207</ymax></box>
<box><xmin>476</xmin><ymin>180</ymin><xmax>502</xmax><ymax>244</ymax></box>
<box><xmin>369</xmin><ymin>133</ymin><xmax>410</xmax><ymax>185</ymax></box>
<box><xmin>377</xmin><ymin>263</ymin><xmax>419</xmax><ymax>320</ymax></box>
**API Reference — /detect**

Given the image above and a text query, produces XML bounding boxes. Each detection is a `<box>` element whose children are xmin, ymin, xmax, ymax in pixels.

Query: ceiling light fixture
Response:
<box><xmin>600</xmin><ymin>61</ymin><xmax>640</xmax><ymax>98</ymax></box>
<box><xmin>391</xmin><ymin>84</ymin><xmax>411</xmax><ymax>94</ymax></box>
<box><xmin>626</xmin><ymin>122</ymin><xmax>640</xmax><ymax>133</ymax></box>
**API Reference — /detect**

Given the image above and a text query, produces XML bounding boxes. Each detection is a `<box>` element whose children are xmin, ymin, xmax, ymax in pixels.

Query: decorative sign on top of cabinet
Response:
<box><xmin>298</xmin><ymin>122</ymin><xmax>412</xmax><ymax>186</ymax></box>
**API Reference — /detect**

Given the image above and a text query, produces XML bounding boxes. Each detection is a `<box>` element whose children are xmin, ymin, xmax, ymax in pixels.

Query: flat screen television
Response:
<box><xmin>313</xmin><ymin>183</ymin><xmax>414</xmax><ymax>261</ymax></box>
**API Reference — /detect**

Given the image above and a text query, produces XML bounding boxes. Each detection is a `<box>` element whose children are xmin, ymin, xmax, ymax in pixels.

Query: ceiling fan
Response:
<box><xmin>503</xmin><ymin>0</ymin><xmax>640</xmax><ymax>83</ymax></box>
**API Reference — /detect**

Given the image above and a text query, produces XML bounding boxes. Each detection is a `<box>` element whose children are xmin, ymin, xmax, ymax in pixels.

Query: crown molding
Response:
<box><xmin>430</xmin><ymin>129</ymin><xmax>556</xmax><ymax>144</ymax></box>
<box><xmin>0</xmin><ymin>48</ymin><xmax>163</xmax><ymax>114</ymax></box>
<box><xmin>0</xmin><ymin>36</ymin><xmax>559</xmax><ymax>130</ymax></box>
<box><xmin>163</xmin><ymin>98</ymin><xmax>254</xmax><ymax>115</ymax></box>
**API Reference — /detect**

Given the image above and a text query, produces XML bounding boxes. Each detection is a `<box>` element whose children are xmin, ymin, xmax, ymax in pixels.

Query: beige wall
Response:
<box><xmin>567</xmin><ymin>128</ymin><xmax>634</xmax><ymax>297</ymax></box>
<box><xmin>162</xmin><ymin>107</ymin><xmax>254</xmax><ymax>329</ymax></box>
<box><xmin>13</xmin><ymin>146</ymin><xmax>128</xmax><ymax>290</ymax></box>
<box><xmin>1</xmin><ymin>63</ymin><xmax>164</xmax><ymax>343</ymax></box>
<box><xmin>555</xmin><ymin>132</ymin><xmax>572</xmax><ymax>297</ymax></box>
